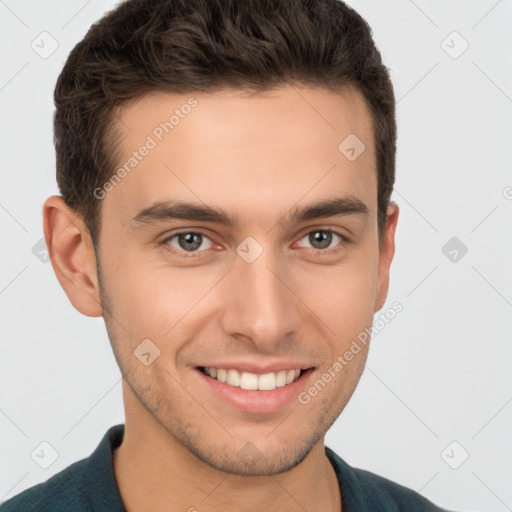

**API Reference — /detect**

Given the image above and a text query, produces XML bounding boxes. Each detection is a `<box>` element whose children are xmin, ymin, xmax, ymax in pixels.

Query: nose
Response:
<box><xmin>219</xmin><ymin>245</ymin><xmax>303</xmax><ymax>352</ymax></box>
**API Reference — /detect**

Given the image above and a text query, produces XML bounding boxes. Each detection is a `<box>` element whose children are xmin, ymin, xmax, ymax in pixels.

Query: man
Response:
<box><xmin>1</xmin><ymin>0</ymin><xmax>454</xmax><ymax>510</ymax></box>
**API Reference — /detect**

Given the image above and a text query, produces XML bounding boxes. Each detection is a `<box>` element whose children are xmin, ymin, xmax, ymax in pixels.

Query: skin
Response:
<box><xmin>43</xmin><ymin>84</ymin><xmax>399</xmax><ymax>512</ymax></box>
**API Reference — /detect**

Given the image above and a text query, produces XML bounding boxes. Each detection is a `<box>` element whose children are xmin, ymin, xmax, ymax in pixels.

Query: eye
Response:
<box><xmin>160</xmin><ymin>228</ymin><xmax>349</xmax><ymax>260</ymax></box>
<box><xmin>296</xmin><ymin>229</ymin><xmax>348</xmax><ymax>252</ymax></box>
<box><xmin>161</xmin><ymin>231</ymin><xmax>214</xmax><ymax>257</ymax></box>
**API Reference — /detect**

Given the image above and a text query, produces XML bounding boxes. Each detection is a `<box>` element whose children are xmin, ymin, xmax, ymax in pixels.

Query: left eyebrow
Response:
<box><xmin>130</xmin><ymin>196</ymin><xmax>370</xmax><ymax>229</ymax></box>
<box><xmin>286</xmin><ymin>196</ymin><xmax>370</xmax><ymax>224</ymax></box>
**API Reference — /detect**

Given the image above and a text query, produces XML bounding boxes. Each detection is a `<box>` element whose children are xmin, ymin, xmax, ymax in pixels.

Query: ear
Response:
<box><xmin>42</xmin><ymin>195</ymin><xmax>103</xmax><ymax>317</ymax></box>
<box><xmin>374</xmin><ymin>201</ymin><xmax>399</xmax><ymax>312</ymax></box>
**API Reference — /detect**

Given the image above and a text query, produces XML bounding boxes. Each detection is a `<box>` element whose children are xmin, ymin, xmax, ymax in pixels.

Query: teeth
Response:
<box><xmin>258</xmin><ymin>372</ymin><xmax>276</xmax><ymax>390</ymax></box>
<box><xmin>275</xmin><ymin>370</ymin><xmax>287</xmax><ymax>387</ymax></box>
<box><xmin>227</xmin><ymin>369</ymin><xmax>240</xmax><ymax>386</ymax></box>
<box><xmin>286</xmin><ymin>369</ymin><xmax>295</xmax><ymax>384</ymax></box>
<box><xmin>240</xmin><ymin>372</ymin><xmax>258</xmax><ymax>390</ymax></box>
<box><xmin>203</xmin><ymin>367</ymin><xmax>303</xmax><ymax>390</ymax></box>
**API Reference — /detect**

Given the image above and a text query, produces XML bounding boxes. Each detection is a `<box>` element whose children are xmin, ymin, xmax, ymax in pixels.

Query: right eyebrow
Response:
<box><xmin>131</xmin><ymin>200</ymin><xmax>238</xmax><ymax>227</ymax></box>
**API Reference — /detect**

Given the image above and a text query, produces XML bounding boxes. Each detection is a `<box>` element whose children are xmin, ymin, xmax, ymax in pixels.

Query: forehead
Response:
<box><xmin>102</xmin><ymin>84</ymin><xmax>377</xmax><ymax>231</ymax></box>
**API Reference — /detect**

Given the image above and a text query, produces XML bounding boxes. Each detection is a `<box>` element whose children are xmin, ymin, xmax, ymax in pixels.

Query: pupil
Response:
<box><xmin>179</xmin><ymin>233</ymin><xmax>202</xmax><ymax>251</ymax></box>
<box><xmin>176</xmin><ymin>231</ymin><xmax>332</xmax><ymax>252</ymax></box>
<box><xmin>310</xmin><ymin>231</ymin><xmax>331</xmax><ymax>249</ymax></box>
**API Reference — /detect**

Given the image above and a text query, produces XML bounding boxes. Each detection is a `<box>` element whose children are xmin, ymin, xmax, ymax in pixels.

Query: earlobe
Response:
<box><xmin>374</xmin><ymin>201</ymin><xmax>399</xmax><ymax>312</ymax></box>
<box><xmin>43</xmin><ymin>195</ymin><xmax>103</xmax><ymax>317</ymax></box>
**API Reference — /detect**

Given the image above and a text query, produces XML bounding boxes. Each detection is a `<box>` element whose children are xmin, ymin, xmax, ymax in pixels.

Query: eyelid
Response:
<box><xmin>294</xmin><ymin>224</ymin><xmax>351</xmax><ymax>242</ymax></box>
<box><xmin>293</xmin><ymin>228</ymin><xmax>350</xmax><ymax>253</ymax></box>
<box><xmin>160</xmin><ymin>226</ymin><xmax>351</xmax><ymax>258</ymax></box>
<box><xmin>160</xmin><ymin>229</ymin><xmax>217</xmax><ymax>257</ymax></box>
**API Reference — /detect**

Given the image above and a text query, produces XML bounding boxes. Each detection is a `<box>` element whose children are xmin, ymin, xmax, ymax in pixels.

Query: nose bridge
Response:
<box><xmin>221</xmin><ymin>243</ymin><xmax>301</xmax><ymax>347</ymax></box>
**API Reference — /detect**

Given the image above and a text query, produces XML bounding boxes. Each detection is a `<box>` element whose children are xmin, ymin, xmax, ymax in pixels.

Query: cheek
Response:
<box><xmin>101</xmin><ymin>254</ymin><xmax>222</xmax><ymax>352</ymax></box>
<box><xmin>295</xmin><ymin>253</ymin><xmax>378</xmax><ymax>331</ymax></box>
<box><xmin>99</xmin><ymin>253</ymin><xmax>173</xmax><ymax>336</ymax></box>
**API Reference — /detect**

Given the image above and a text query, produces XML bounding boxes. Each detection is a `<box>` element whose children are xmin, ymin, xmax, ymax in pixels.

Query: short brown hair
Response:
<box><xmin>54</xmin><ymin>0</ymin><xmax>396</xmax><ymax>249</ymax></box>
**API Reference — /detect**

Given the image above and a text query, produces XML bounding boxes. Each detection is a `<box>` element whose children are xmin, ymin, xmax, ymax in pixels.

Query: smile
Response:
<box><xmin>200</xmin><ymin>367</ymin><xmax>302</xmax><ymax>391</ymax></box>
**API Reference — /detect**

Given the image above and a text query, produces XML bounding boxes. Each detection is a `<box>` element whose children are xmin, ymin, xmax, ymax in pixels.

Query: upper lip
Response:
<box><xmin>197</xmin><ymin>361</ymin><xmax>314</xmax><ymax>374</ymax></box>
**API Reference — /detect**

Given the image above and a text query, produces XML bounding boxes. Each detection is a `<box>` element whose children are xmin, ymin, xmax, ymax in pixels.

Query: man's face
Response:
<box><xmin>94</xmin><ymin>85</ymin><xmax>396</xmax><ymax>475</ymax></box>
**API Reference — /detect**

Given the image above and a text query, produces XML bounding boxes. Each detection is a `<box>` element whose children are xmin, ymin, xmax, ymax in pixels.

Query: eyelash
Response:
<box><xmin>159</xmin><ymin>228</ymin><xmax>350</xmax><ymax>259</ymax></box>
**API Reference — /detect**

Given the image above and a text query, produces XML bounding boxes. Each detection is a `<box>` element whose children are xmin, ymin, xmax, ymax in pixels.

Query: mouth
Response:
<box><xmin>195</xmin><ymin>365</ymin><xmax>315</xmax><ymax>414</ymax></box>
<box><xmin>198</xmin><ymin>366</ymin><xmax>304</xmax><ymax>390</ymax></box>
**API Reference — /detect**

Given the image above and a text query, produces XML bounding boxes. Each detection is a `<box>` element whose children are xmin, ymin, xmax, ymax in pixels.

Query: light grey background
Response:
<box><xmin>1</xmin><ymin>1</ymin><xmax>511</xmax><ymax>511</ymax></box>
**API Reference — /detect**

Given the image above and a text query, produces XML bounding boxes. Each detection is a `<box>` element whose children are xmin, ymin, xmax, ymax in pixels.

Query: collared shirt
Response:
<box><xmin>0</xmin><ymin>424</ymin><xmax>452</xmax><ymax>511</ymax></box>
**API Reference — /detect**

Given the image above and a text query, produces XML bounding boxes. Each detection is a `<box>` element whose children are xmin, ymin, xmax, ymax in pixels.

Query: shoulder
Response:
<box><xmin>325</xmin><ymin>446</ymin><xmax>453</xmax><ymax>511</ymax></box>
<box><xmin>0</xmin><ymin>457</ymin><xmax>90</xmax><ymax>512</ymax></box>
<box><xmin>347</xmin><ymin>466</ymin><xmax>451</xmax><ymax>511</ymax></box>
<box><xmin>0</xmin><ymin>424</ymin><xmax>125</xmax><ymax>512</ymax></box>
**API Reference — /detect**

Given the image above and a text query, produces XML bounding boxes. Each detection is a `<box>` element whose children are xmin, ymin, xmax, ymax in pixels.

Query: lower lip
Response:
<box><xmin>195</xmin><ymin>368</ymin><xmax>315</xmax><ymax>414</ymax></box>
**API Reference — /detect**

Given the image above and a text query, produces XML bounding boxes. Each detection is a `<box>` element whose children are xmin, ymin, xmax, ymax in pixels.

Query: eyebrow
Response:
<box><xmin>131</xmin><ymin>196</ymin><xmax>370</xmax><ymax>228</ymax></box>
